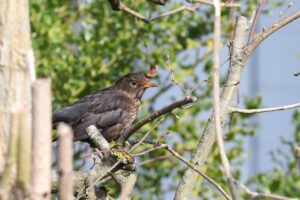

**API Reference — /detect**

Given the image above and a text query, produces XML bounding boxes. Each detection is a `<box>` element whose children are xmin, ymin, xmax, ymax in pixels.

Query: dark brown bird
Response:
<box><xmin>52</xmin><ymin>66</ymin><xmax>157</xmax><ymax>144</ymax></box>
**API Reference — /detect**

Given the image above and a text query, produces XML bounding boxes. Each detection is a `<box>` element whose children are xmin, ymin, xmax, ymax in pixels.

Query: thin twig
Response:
<box><xmin>122</xmin><ymin>96</ymin><xmax>197</xmax><ymax>141</ymax></box>
<box><xmin>129</xmin><ymin>119</ymin><xmax>164</xmax><ymax>153</ymax></box>
<box><xmin>213</xmin><ymin>0</ymin><xmax>237</xmax><ymax>199</ymax></box>
<box><xmin>187</xmin><ymin>0</ymin><xmax>240</xmax><ymax>7</ymax></box>
<box><xmin>234</xmin><ymin>180</ymin><xmax>293</xmax><ymax>200</ymax></box>
<box><xmin>137</xmin><ymin>155</ymin><xmax>171</xmax><ymax>166</ymax></box>
<box><xmin>247</xmin><ymin>0</ymin><xmax>268</xmax><ymax>44</ymax></box>
<box><xmin>149</xmin><ymin>5</ymin><xmax>201</xmax><ymax>22</ymax></box>
<box><xmin>229</xmin><ymin>102</ymin><xmax>300</xmax><ymax>114</ymax></box>
<box><xmin>133</xmin><ymin>142</ymin><xmax>231</xmax><ymax>200</ymax></box>
<box><xmin>247</xmin><ymin>9</ymin><xmax>300</xmax><ymax>56</ymax></box>
<box><xmin>107</xmin><ymin>0</ymin><xmax>149</xmax><ymax>23</ymax></box>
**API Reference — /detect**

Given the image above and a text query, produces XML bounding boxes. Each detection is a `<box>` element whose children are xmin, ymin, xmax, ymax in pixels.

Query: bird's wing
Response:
<box><xmin>52</xmin><ymin>87</ymin><xmax>114</xmax><ymax>127</ymax></box>
<box><xmin>72</xmin><ymin>107</ymin><xmax>128</xmax><ymax>141</ymax></box>
<box><xmin>53</xmin><ymin>89</ymin><xmax>133</xmax><ymax>141</ymax></box>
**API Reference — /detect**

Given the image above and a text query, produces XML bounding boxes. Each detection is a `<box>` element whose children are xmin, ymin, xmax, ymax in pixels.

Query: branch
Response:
<box><xmin>175</xmin><ymin>16</ymin><xmax>250</xmax><ymax>199</ymax></box>
<box><xmin>117</xmin><ymin>173</ymin><xmax>137</xmax><ymax>200</ymax></box>
<box><xmin>107</xmin><ymin>0</ymin><xmax>149</xmax><ymax>23</ymax></box>
<box><xmin>187</xmin><ymin>0</ymin><xmax>241</xmax><ymax>8</ymax></box>
<box><xmin>149</xmin><ymin>5</ymin><xmax>200</xmax><ymax>22</ymax></box>
<box><xmin>247</xmin><ymin>9</ymin><xmax>300</xmax><ymax>56</ymax></box>
<box><xmin>247</xmin><ymin>0</ymin><xmax>268</xmax><ymax>44</ymax></box>
<box><xmin>86</xmin><ymin>125</ymin><xmax>110</xmax><ymax>151</ymax></box>
<box><xmin>146</xmin><ymin>0</ymin><xmax>168</xmax><ymax>5</ymax></box>
<box><xmin>0</xmin><ymin>108</ymin><xmax>21</xmax><ymax>200</ymax></box>
<box><xmin>234</xmin><ymin>180</ymin><xmax>293</xmax><ymax>200</ymax></box>
<box><xmin>107</xmin><ymin>0</ymin><xmax>202</xmax><ymax>24</ymax></box>
<box><xmin>122</xmin><ymin>96</ymin><xmax>197</xmax><ymax>141</ymax></box>
<box><xmin>213</xmin><ymin>0</ymin><xmax>237</xmax><ymax>199</ymax></box>
<box><xmin>57</xmin><ymin>123</ymin><xmax>74</xmax><ymax>200</ymax></box>
<box><xmin>31</xmin><ymin>79</ymin><xmax>52</xmax><ymax>199</ymax></box>
<box><xmin>133</xmin><ymin>142</ymin><xmax>231</xmax><ymax>200</ymax></box>
<box><xmin>229</xmin><ymin>102</ymin><xmax>300</xmax><ymax>114</ymax></box>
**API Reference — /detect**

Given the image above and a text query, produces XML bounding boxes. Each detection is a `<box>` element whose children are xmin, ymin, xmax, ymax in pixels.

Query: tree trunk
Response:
<box><xmin>0</xmin><ymin>0</ymin><xmax>33</xmax><ymax>175</ymax></box>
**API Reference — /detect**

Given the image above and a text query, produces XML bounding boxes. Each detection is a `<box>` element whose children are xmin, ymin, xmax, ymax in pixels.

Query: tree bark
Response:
<box><xmin>174</xmin><ymin>16</ymin><xmax>250</xmax><ymax>199</ymax></box>
<box><xmin>0</xmin><ymin>0</ymin><xmax>33</xmax><ymax>173</ymax></box>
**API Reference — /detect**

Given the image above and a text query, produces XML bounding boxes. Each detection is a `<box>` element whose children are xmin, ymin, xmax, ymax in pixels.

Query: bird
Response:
<box><xmin>52</xmin><ymin>65</ymin><xmax>157</xmax><ymax>145</ymax></box>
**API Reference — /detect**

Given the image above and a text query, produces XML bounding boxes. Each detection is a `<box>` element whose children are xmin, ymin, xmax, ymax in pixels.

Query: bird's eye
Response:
<box><xmin>130</xmin><ymin>80</ymin><xmax>137</xmax><ymax>86</ymax></box>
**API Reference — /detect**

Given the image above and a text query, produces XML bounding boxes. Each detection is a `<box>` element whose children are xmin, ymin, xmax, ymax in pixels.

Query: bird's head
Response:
<box><xmin>115</xmin><ymin>65</ymin><xmax>157</xmax><ymax>99</ymax></box>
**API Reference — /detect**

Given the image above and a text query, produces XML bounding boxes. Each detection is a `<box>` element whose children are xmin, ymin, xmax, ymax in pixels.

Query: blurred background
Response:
<box><xmin>29</xmin><ymin>0</ymin><xmax>300</xmax><ymax>198</ymax></box>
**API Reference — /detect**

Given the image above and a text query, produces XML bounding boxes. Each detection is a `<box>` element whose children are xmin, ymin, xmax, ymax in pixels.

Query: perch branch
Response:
<box><xmin>86</xmin><ymin>125</ymin><xmax>110</xmax><ymax>150</ymax></box>
<box><xmin>122</xmin><ymin>96</ymin><xmax>197</xmax><ymax>141</ymax></box>
<box><xmin>229</xmin><ymin>102</ymin><xmax>300</xmax><ymax>114</ymax></box>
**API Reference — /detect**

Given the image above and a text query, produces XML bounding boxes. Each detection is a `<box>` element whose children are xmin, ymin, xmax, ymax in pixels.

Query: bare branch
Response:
<box><xmin>149</xmin><ymin>5</ymin><xmax>200</xmax><ymax>22</ymax></box>
<box><xmin>107</xmin><ymin>0</ymin><xmax>149</xmax><ymax>23</ymax></box>
<box><xmin>133</xmin><ymin>142</ymin><xmax>231</xmax><ymax>200</ymax></box>
<box><xmin>129</xmin><ymin>119</ymin><xmax>163</xmax><ymax>153</ymax></box>
<box><xmin>187</xmin><ymin>0</ymin><xmax>241</xmax><ymax>8</ymax></box>
<box><xmin>57</xmin><ymin>123</ymin><xmax>74</xmax><ymax>200</ymax></box>
<box><xmin>86</xmin><ymin>125</ymin><xmax>110</xmax><ymax>151</ymax></box>
<box><xmin>175</xmin><ymin>16</ymin><xmax>250</xmax><ymax>199</ymax></box>
<box><xmin>234</xmin><ymin>180</ymin><xmax>293</xmax><ymax>200</ymax></box>
<box><xmin>213</xmin><ymin>0</ymin><xmax>237</xmax><ymax>199</ymax></box>
<box><xmin>247</xmin><ymin>0</ymin><xmax>268</xmax><ymax>44</ymax></box>
<box><xmin>31</xmin><ymin>79</ymin><xmax>52</xmax><ymax>200</ymax></box>
<box><xmin>229</xmin><ymin>102</ymin><xmax>300</xmax><ymax>114</ymax></box>
<box><xmin>122</xmin><ymin>96</ymin><xmax>197</xmax><ymax>141</ymax></box>
<box><xmin>247</xmin><ymin>9</ymin><xmax>300</xmax><ymax>56</ymax></box>
<box><xmin>0</xmin><ymin>108</ymin><xmax>21</xmax><ymax>200</ymax></box>
<box><xmin>118</xmin><ymin>173</ymin><xmax>137</xmax><ymax>200</ymax></box>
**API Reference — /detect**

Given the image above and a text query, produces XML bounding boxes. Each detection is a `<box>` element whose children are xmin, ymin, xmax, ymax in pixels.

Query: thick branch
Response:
<box><xmin>87</xmin><ymin>125</ymin><xmax>110</xmax><ymax>150</ymax></box>
<box><xmin>175</xmin><ymin>16</ymin><xmax>250</xmax><ymax>200</ymax></box>
<box><xmin>122</xmin><ymin>96</ymin><xmax>196</xmax><ymax>141</ymax></box>
<box><xmin>229</xmin><ymin>102</ymin><xmax>300</xmax><ymax>114</ymax></box>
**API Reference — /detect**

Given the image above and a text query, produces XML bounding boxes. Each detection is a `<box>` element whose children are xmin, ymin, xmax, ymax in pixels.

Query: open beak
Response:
<box><xmin>143</xmin><ymin>82</ymin><xmax>157</xmax><ymax>88</ymax></box>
